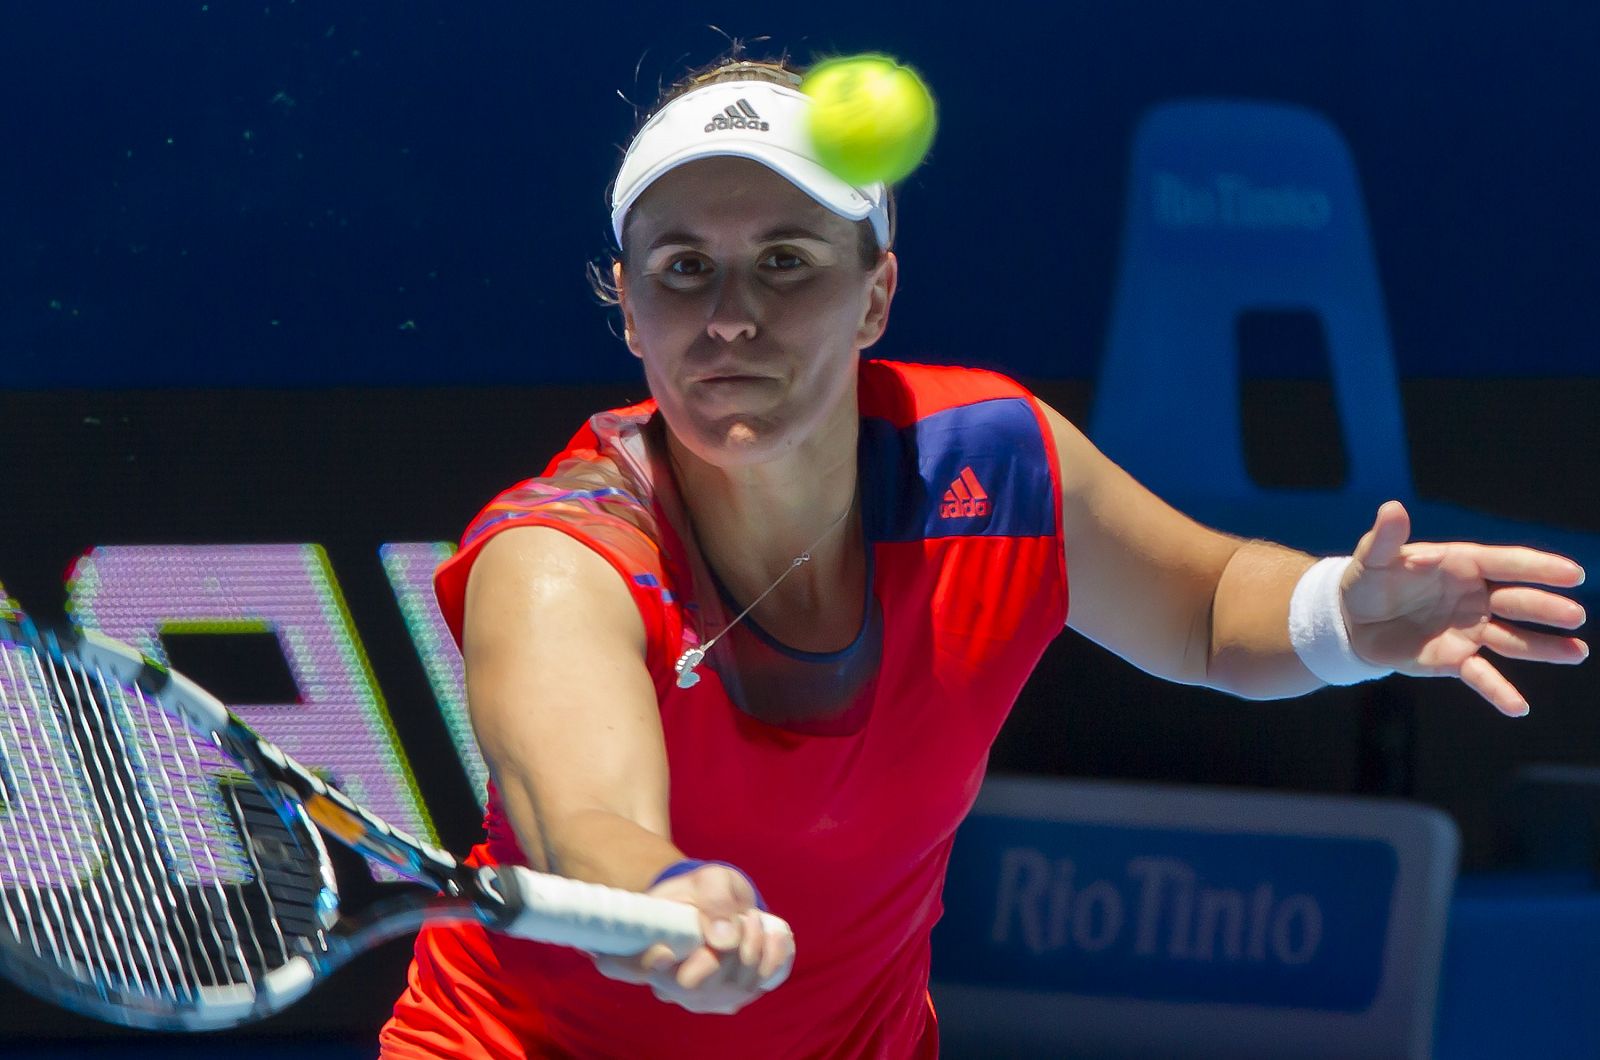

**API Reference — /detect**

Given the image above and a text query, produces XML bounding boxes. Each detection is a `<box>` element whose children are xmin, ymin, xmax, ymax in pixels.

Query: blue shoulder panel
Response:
<box><xmin>860</xmin><ymin>397</ymin><xmax>1057</xmax><ymax>543</ymax></box>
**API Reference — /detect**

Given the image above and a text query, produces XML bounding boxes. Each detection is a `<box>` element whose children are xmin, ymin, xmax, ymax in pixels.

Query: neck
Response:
<box><xmin>662</xmin><ymin>393</ymin><xmax>863</xmax><ymax>636</ymax></box>
<box><xmin>667</xmin><ymin>420</ymin><xmax>859</xmax><ymax>571</ymax></box>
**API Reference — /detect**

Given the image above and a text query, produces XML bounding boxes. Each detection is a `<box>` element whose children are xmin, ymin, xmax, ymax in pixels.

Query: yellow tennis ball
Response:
<box><xmin>802</xmin><ymin>54</ymin><xmax>937</xmax><ymax>186</ymax></box>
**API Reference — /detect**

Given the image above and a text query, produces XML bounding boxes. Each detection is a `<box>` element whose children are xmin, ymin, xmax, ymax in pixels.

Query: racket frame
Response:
<box><xmin>1</xmin><ymin>614</ymin><xmax>783</xmax><ymax>1032</ymax></box>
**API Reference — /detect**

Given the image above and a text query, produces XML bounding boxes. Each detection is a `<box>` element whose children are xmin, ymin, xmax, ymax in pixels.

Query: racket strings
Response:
<box><xmin>0</xmin><ymin>644</ymin><xmax>104</xmax><ymax>983</ymax></box>
<box><xmin>80</xmin><ymin>660</ymin><xmax>293</xmax><ymax>995</ymax></box>
<box><xmin>55</xmin><ymin>655</ymin><xmax>191</xmax><ymax>1001</ymax></box>
<box><xmin>147</xmin><ymin>704</ymin><xmax>250</xmax><ymax>989</ymax></box>
<box><xmin>107</xmin><ymin>675</ymin><xmax>267</xmax><ymax>992</ymax></box>
<box><xmin>102</xmin><ymin>667</ymin><xmax>319</xmax><ymax>990</ymax></box>
<box><xmin>0</xmin><ymin>636</ymin><xmax>317</xmax><ymax>1014</ymax></box>
<box><xmin>92</xmin><ymin>670</ymin><xmax>228</xmax><ymax>1000</ymax></box>
<box><xmin>21</xmin><ymin>662</ymin><xmax>142</xmax><ymax>995</ymax></box>
<box><xmin>32</xmin><ymin>651</ymin><xmax>180</xmax><ymax>998</ymax></box>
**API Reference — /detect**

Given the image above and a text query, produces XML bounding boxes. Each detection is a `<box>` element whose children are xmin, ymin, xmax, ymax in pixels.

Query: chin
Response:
<box><xmin>695</xmin><ymin>414</ymin><xmax>794</xmax><ymax>465</ymax></box>
<box><xmin>658</xmin><ymin>403</ymin><xmax>807</xmax><ymax>466</ymax></box>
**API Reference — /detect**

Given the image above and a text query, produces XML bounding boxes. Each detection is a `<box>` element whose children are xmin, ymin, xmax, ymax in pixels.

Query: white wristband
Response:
<box><xmin>1288</xmin><ymin>556</ymin><xmax>1393</xmax><ymax>686</ymax></box>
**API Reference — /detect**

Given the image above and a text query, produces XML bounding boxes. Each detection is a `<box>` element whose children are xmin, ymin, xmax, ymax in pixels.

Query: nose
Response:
<box><xmin>705</xmin><ymin>269</ymin><xmax>759</xmax><ymax>343</ymax></box>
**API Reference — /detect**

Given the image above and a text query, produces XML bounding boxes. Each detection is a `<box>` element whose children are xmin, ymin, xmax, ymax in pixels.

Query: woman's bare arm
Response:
<box><xmin>1040</xmin><ymin>401</ymin><xmax>1324</xmax><ymax>699</ymax></box>
<box><xmin>462</xmin><ymin>525</ymin><xmax>680</xmax><ymax>890</ymax></box>
<box><xmin>460</xmin><ymin>525</ymin><xmax>794</xmax><ymax>1010</ymax></box>
<box><xmin>1043</xmin><ymin>400</ymin><xmax>1586</xmax><ymax>710</ymax></box>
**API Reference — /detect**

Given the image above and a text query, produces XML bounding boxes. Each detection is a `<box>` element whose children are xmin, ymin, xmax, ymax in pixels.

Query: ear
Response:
<box><xmin>854</xmin><ymin>251</ymin><xmax>898</xmax><ymax>351</ymax></box>
<box><xmin>614</xmin><ymin>260</ymin><xmax>643</xmax><ymax>360</ymax></box>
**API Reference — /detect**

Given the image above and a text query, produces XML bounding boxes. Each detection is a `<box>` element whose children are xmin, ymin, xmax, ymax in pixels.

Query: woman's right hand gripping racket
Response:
<box><xmin>0</xmin><ymin>606</ymin><xmax>793</xmax><ymax>1031</ymax></box>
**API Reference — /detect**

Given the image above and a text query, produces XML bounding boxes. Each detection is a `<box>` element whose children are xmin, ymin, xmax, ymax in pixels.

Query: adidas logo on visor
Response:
<box><xmin>705</xmin><ymin>98</ymin><xmax>770</xmax><ymax>134</ymax></box>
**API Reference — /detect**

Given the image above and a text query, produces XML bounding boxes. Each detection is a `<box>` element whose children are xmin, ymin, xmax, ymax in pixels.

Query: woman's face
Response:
<box><xmin>617</xmin><ymin>156</ymin><xmax>896</xmax><ymax>469</ymax></box>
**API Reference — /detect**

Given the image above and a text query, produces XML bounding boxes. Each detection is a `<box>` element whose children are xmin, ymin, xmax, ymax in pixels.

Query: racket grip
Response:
<box><xmin>490</xmin><ymin>865</ymin><xmax>793</xmax><ymax>963</ymax></box>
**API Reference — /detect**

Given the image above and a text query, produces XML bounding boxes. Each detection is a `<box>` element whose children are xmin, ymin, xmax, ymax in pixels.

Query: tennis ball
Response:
<box><xmin>802</xmin><ymin>54</ymin><xmax>936</xmax><ymax>186</ymax></box>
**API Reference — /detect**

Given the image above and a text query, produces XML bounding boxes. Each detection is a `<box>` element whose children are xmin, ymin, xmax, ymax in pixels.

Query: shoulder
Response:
<box><xmin>456</xmin><ymin>409</ymin><xmax>666</xmax><ymax>583</ymax></box>
<box><xmin>858</xmin><ymin>360</ymin><xmax>1059</xmax><ymax>543</ymax></box>
<box><xmin>463</xmin><ymin>524</ymin><xmax>649</xmax><ymax>661</ymax></box>
<box><xmin>859</xmin><ymin>359</ymin><xmax>1037</xmax><ymax>424</ymax></box>
<box><xmin>434</xmin><ymin>404</ymin><xmax>679</xmax><ymax>652</ymax></box>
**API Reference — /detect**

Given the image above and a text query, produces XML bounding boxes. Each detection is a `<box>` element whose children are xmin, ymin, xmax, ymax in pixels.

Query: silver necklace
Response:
<box><xmin>673</xmin><ymin>498</ymin><xmax>855</xmax><ymax>689</ymax></box>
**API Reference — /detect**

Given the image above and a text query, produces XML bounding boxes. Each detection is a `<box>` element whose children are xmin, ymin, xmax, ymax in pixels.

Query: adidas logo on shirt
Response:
<box><xmin>940</xmin><ymin>466</ymin><xmax>991</xmax><ymax>519</ymax></box>
<box><xmin>704</xmin><ymin>99</ymin><xmax>770</xmax><ymax>134</ymax></box>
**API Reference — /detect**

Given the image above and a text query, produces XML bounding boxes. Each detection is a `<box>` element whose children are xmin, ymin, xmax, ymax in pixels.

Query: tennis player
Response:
<box><xmin>378</xmin><ymin>57</ymin><xmax>1588</xmax><ymax>1058</ymax></box>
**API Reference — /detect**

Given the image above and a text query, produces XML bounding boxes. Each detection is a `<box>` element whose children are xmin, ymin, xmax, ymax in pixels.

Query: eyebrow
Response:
<box><xmin>645</xmin><ymin>225</ymin><xmax>834</xmax><ymax>251</ymax></box>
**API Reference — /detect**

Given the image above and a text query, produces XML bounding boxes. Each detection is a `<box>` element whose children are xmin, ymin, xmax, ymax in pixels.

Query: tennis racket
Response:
<box><xmin>0</xmin><ymin>606</ymin><xmax>791</xmax><ymax>1031</ymax></box>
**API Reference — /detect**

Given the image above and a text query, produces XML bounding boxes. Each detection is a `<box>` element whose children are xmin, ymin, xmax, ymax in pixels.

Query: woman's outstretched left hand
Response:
<box><xmin>1341</xmin><ymin>500</ymin><xmax>1588</xmax><ymax>716</ymax></box>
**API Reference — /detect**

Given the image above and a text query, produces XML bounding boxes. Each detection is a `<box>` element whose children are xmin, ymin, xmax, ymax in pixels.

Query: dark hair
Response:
<box><xmin>590</xmin><ymin>53</ymin><xmax>897</xmax><ymax>305</ymax></box>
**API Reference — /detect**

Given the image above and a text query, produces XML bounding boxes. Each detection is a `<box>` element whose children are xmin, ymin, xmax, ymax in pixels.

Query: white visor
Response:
<box><xmin>610</xmin><ymin>80</ymin><xmax>890</xmax><ymax>249</ymax></box>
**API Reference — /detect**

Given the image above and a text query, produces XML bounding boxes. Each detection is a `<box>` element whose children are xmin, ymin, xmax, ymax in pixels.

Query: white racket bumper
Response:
<box><xmin>73</xmin><ymin>627</ymin><xmax>148</xmax><ymax>683</ymax></box>
<box><xmin>74</xmin><ymin>626</ymin><xmax>232</xmax><ymax>734</ymax></box>
<box><xmin>162</xmin><ymin>667</ymin><xmax>233</xmax><ymax>735</ymax></box>
<box><xmin>177</xmin><ymin>958</ymin><xmax>313</xmax><ymax>1030</ymax></box>
<box><xmin>180</xmin><ymin>984</ymin><xmax>257</xmax><ymax>1031</ymax></box>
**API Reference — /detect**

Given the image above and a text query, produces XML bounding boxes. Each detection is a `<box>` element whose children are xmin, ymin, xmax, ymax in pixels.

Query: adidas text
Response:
<box><xmin>706</xmin><ymin>99</ymin><xmax>769</xmax><ymax>134</ymax></box>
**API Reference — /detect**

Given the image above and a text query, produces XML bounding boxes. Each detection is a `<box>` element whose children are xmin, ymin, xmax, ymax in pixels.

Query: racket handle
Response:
<box><xmin>490</xmin><ymin>865</ymin><xmax>793</xmax><ymax>963</ymax></box>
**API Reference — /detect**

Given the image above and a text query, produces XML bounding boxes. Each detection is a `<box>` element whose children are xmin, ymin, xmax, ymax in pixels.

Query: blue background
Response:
<box><xmin>3</xmin><ymin>0</ymin><xmax>1596</xmax><ymax>387</ymax></box>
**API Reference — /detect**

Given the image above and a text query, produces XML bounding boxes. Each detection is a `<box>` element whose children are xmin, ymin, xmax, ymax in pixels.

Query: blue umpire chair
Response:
<box><xmin>1087</xmin><ymin>99</ymin><xmax>1600</xmax><ymax>599</ymax></box>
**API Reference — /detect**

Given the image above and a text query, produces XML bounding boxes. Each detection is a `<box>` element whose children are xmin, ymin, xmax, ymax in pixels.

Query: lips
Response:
<box><xmin>693</xmin><ymin>373</ymin><xmax>774</xmax><ymax>385</ymax></box>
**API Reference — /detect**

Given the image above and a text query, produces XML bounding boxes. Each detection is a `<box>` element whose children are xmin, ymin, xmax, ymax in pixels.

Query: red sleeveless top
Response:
<box><xmin>381</xmin><ymin>361</ymin><xmax>1069</xmax><ymax>1059</ymax></box>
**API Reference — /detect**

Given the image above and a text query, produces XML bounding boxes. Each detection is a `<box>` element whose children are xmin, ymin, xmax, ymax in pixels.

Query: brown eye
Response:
<box><xmin>762</xmin><ymin>250</ymin><xmax>806</xmax><ymax>271</ymax></box>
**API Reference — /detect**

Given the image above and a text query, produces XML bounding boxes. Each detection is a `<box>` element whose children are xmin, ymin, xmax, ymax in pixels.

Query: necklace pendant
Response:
<box><xmin>674</xmin><ymin>646</ymin><xmax>706</xmax><ymax>689</ymax></box>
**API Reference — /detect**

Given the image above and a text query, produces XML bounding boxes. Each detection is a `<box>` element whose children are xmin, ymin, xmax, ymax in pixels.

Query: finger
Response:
<box><xmin>674</xmin><ymin>945</ymin><xmax>727</xmax><ymax>991</ymax></box>
<box><xmin>1487</xmin><ymin>586</ymin><xmax>1588</xmax><ymax>630</ymax></box>
<box><xmin>1460</xmin><ymin>544</ymin><xmax>1587</xmax><ymax>588</ymax></box>
<box><xmin>697</xmin><ymin>911</ymin><xmax>741</xmax><ymax>954</ymax></box>
<box><xmin>1354</xmin><ymin>501</ymin><xmax>1412</xmax><ymax>569</ymax></box>
<box><xmin>1399</xmin><ymin>543</ymin><xmax>1448</xmax><ymax>574</ymax></box>
<box><xmin>735</xmin><ymin>908</ymin><xmax>787</xmax><ymax>994</ymax></box>
<box><xmin>734</xmin><ymin>909</ymin><xmax>764</xmax><ymax>990</ymax></box>
<box><xmin>1479</xmin><ymin>621</ymin><xmax>1590</xmax><ymax>665</ymax></box>
<box><xmin>1458</xmin><ymin>653</ymin><xmax>1529</xmax><ymax>716</ymax></box>
<box><xmin>689</xmin><ymin>870</ymin><xmax>752</xmax><ymax>953</ymax></box>
<box><xmin>593</xmin><ymin>942</ymin><xmax>676</xmax><ymax>985</ymax></box>
<box><xmin>758</xmin><ymin>925</ymin><xmax>796</xmax><ymax>990</ymax></box>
